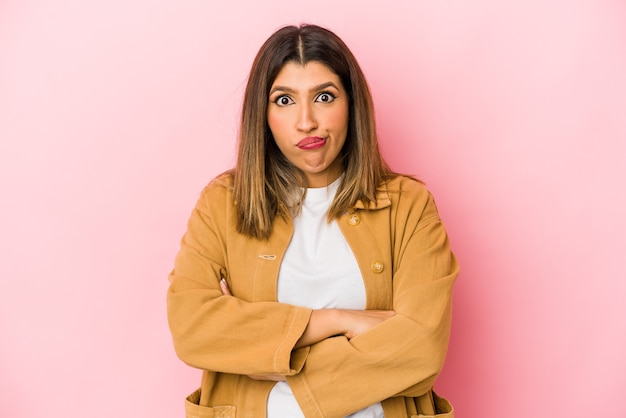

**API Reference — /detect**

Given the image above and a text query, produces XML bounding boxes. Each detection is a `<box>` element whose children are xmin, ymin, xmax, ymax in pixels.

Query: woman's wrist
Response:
<box><xmin>294</xmin><ymin>308</ymin><xmax>394</xmax><ymax>348</ymax></box>
<box><xmin>294</xmin><ymin>309</ymin><xmax>344</xmax><ymax>349</ymax></box>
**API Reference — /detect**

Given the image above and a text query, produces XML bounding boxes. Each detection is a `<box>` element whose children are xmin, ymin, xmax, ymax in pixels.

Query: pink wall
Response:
<box><xmin>1</xmin><ymin>1</ymin><xmax>625</xmax><ymax>417</ymax></box>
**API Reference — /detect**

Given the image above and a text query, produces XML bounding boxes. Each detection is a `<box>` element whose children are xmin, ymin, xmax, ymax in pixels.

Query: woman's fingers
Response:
<box><xmin>219</xmin><ymin>278</ymin><xmax>232</xmax><ymax>296</ymax></box>
<box><xmin>340</xmin><ymin>310</ymin><xmax>395</xmax><ymax>339</ymax></box>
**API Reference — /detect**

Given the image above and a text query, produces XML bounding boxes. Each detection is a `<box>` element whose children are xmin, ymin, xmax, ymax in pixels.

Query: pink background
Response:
<box><xmin>1</xmin><ymin>1</ymin><xmax>625</xmax><ymax>417</ymax></box>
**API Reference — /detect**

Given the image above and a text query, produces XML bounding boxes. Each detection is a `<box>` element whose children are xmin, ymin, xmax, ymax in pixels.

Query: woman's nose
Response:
<box><xmin>296</xmin><ymin>104</ymin><xmax>317</xmax><ymax>132</ymax></box>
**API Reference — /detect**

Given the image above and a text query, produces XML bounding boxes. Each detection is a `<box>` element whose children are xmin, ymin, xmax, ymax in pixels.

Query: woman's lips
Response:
<box><xmin>296</xmin><ymin>136</ymin><xmax>326</xmax><ymax>150</ymax></box>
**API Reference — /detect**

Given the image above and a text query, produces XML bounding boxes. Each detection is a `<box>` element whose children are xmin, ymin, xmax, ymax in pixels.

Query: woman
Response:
<box><xmin>167</xmin><ymin>24</ymin><xmax>458</xmax><ymax>418</ymax></box>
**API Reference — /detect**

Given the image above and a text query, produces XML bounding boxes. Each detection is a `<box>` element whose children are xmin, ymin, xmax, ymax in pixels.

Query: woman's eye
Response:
<box><xmin>316</xmin><ymin>92</ymin><xmax>335</xmax><ymax>103</ymax></box>
<box><xmin>274</xmin><ymin>95</ymin><xmax>294</xmax><ymax>106</ymax></box>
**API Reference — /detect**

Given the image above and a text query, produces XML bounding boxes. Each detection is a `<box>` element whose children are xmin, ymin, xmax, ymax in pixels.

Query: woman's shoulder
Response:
<box><xmin>380</xmin><ymin>175</ymin><xmax>442</xmax><ymax>223</ymax></box>
<box><xmin>200</xmin><ymin>171</ymin><xmax>234</xmax><ymax>194</ymax></box>
<box><xmin>381</xmin><ymin>174</ymin><xmax>431</xmax><ymax>200</ymax></box>
<box><xmin>194</xmin><ymin>171</ymin><xmax>235</xmax><ymax>211</ymax></box>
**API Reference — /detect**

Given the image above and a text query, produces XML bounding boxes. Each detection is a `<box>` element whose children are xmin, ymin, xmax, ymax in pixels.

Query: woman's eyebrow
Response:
<box><xmin>311</xmin><ymin>81</ymin><xmax>339</xmax><ymax>91</ymax></box>
<box><xmin>269</xmin><ymin>81</ymin><xmax>340</xmax><ymax>95</ymax></box>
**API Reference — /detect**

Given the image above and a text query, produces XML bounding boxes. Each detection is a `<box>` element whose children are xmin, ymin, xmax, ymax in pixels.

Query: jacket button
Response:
<box><xmin>348</xmin><ymin>213</ymin><xmax>360</xmax><ymax>226</ymax></box>
<box><xmin>371</xmin><ymin>261</ymin><xmax>384</xmax><ymax>273</ymax></box>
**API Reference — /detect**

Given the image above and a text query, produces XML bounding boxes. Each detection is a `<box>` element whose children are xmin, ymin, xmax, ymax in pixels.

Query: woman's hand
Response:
<box><xmin>219</xmin><ymin>278</ymin><xmax>232</xmax><ymax>296</ymax></box>
<box><xmin>336</xmin><ymin>309</ymin><xmax>396</xmax><ymax>340</ymax></box>
<box><xmin>295</xmin><ymin>308</ymin><xmax>395</xmax><ymax>348</ymax></box>
<box><xmin>219</xmin><ymin>277</ymin><xmax>394</xmax><ymax>366</ymax></box>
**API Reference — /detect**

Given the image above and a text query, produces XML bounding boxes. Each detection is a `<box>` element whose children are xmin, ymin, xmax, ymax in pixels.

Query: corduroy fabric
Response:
<box><xmin>167</xmin><ymin>174</ymin><xmax>458</xmax><ymax>418</ymax></box>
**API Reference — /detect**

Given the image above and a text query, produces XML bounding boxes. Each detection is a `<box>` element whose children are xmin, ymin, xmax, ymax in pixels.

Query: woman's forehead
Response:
<box><xmin>270</xmin><ymin>61</ymin><xmax>343</xmax><ymax>91</ymax></box>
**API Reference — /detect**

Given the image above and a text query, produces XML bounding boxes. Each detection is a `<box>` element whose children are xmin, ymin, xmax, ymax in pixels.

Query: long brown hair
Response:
<box><xmin>233</xmin><ymin>24</ymin><xmax>395</xmax><ymax>239</ymax></box>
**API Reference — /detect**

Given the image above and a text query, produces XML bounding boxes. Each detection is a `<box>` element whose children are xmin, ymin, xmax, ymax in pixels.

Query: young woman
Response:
<box><xmin>167</xmin><ymin>24</ymin><xmax>458</xmax><ymax>418</ymax></box>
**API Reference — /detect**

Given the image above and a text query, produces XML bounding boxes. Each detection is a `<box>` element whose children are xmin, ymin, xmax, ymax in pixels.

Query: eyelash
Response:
<box><xmin>273</xmin><ymin>95</ymin><xmax>294</xmax><ymax>106</ymax></box>
<box><xmin>272</xmin><ymin>91</ymin><xmax>337</xmax><ymax>107</ymax></box>
<box><xmin>315</xmin><ymin>91</ymin><xmax>336</xmax><ymax>103</ymax></box>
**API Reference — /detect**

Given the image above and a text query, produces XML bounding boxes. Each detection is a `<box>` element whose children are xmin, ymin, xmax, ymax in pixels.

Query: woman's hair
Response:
<box><xmin>232</xmin><ymin>23</ymin><xmax>395</xmax><ymax>239</ymax></box>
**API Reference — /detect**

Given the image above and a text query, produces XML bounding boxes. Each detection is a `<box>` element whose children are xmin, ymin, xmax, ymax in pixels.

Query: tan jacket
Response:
<box><xmin>167</xmin><ymin>174</ymin><xmax>459</xmax><ymax>418</ymax></box>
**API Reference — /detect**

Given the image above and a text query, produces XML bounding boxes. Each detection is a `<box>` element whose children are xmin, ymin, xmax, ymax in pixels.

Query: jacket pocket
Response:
<box><xmin>185</xmin><ymin>389</ymin><xmax>236</xmax><ymax>418</ymax></box>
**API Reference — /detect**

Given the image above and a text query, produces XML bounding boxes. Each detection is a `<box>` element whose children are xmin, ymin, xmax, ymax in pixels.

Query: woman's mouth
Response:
<box><xmin>296</xmin><ymin>136</ymin><xmax>326</xmax><ymax>150</ymax></box>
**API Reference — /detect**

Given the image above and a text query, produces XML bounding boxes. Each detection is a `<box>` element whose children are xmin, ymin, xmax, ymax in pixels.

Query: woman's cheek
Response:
<box><xmin>325</xmin><ymin>102</ymin><xmax>349</xmax><ymax>130</ymax></box>
<box><xmin>267</xmin><ymin>112</ymin><xmax>286</xmax><ymax>137</ymax></box>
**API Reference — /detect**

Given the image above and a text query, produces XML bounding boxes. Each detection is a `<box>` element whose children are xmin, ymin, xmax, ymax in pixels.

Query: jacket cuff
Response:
<box><xmin>275</xmin><ymin>306</ymin><xmax>312</xmax><ymax>375</ymax></box>
<box><xmin>289</xmin><ymin>346</ymin><xmax>310</xmax><ymax>374</ymax></box>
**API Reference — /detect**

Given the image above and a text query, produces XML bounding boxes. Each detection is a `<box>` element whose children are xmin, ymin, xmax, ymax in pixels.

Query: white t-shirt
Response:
<box><xmin>266</xmin><ymin>178</ymin><xmax>384</xmax><ymax>418</ymax></box>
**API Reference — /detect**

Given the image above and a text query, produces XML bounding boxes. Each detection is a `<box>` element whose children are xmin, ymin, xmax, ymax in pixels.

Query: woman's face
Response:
<box><xmin>267</xmin><ymin>61</ymin><xmax>349</xmax><ymax>188</ymax></box>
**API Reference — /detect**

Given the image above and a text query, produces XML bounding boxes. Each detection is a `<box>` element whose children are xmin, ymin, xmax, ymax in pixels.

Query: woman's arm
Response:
<box><xmin>224</xmin><ymin>279</ymin><xmax>395</xmax><ymax>347</ymax></box>
<box><xmin>218</xmin><ymin>278</ymin><xmax>395</xmax><ymax>381</ymax></box>
<box><xmin>167</xmin><ymin>181</ymin><xmax>313</xmax><ymax>377</ymax></box>
<box><xmin>296</xmin><ymin>309</ymin><xmax>396</xmax><ymax>348</ymax></box>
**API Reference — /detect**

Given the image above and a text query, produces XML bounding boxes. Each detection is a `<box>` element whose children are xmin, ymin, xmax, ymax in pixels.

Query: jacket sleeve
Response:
<box><xmin>166</xmin><ymin>181</ymin><xmax>312</xmax><ymax>376</ymax></box>
<box><xmin>287</xmin><ymin>188</ymin><xmax>459</xmax><ymax>418</ymax></box>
